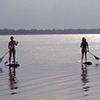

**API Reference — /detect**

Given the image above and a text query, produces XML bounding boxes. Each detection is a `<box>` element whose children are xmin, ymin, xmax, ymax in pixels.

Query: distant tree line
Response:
<box><xmin>0</xmin><ymin>29</ymin><xmax>100</xmax><ymax>35</ymax></box>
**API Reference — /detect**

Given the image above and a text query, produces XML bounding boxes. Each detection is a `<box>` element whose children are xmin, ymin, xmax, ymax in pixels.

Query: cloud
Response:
<box><xmin>0</xmin><ymin>0</ymin><xmax>100</xmax><ymax>29</ymax></box>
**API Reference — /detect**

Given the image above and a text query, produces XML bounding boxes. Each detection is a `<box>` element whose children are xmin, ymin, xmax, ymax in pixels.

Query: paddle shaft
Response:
<box><xmin>0</xmin><ymin>45</ymin><xmax>15</xmax><ymax>63</ymax></box>
<box><xmin>88</xmin><ymin>51</ymin><xmax>96</xmax><ymax>57</ymax></box>
<box><xmin>2</xmin><ymin>45</ymin><xmax>14</xmax><ymax>58</ymax></box>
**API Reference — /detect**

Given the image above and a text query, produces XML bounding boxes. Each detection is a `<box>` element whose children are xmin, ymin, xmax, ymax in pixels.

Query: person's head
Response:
<box><xmin>82</xmin><ymin>37</ymin><xmax>86</xmax><ymax>42</ymax></box>
<box><xmin>10</xmin><ymin>36</ymin><xmax>14</xmax><ymax>41</ymax></box>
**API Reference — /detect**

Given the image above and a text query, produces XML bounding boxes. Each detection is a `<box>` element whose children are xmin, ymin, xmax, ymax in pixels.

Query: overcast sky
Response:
<box><xmin>0</xmin><ymin>0</ymin><xmax>100</xmax><ymax>29</ymax></box>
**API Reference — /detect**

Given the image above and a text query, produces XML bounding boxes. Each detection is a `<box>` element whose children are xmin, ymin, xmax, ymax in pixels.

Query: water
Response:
<box><xmin>0</xmin><ymin>34</ymin><xmax>100</xmax><ymax>100</ymax></box>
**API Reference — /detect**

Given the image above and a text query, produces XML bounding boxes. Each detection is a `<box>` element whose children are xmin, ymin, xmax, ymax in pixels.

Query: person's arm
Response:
<box><xmin>80</xmin><ymin>42</ymin><xmax>82</xmax><ymax>48</ymax></box>
<box><xmin>14</xmin><ymin>41</ymin><xmax>18</xmax><ymax>46</ymax></box>
<box><xmin>87</xmin><ymin>46</ymin><xmax>89</xmax><ymax>52</ymax></box>
<box><xmin>16</xmin><ymin>41</ymin><xmax>18</xmax><ymax>46</ymax></box>
<box><xmin>8</xmin><ymin>42</ymin><xmax>11</xmax><ymax>49</ymax></box>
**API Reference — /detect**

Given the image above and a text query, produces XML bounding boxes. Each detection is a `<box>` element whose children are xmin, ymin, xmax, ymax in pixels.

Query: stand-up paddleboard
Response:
<box><xmin>82</xmin><ymin>61</ymin><xmax>92</xmax><ymax>65</ymax></box>
<box><xmin>7</xmin><ymin>63</ymin><xmax>20</xmax><ymax>67</ymax></box>
<box><xmin>5</xmin><ymin>61</ymin><xmax>20</xmax><ymax>68</ymax></box>
<box><xmin>77</xmin><ymin>60</ymin><xmax>92</xmax><ymax>65</ymax></box>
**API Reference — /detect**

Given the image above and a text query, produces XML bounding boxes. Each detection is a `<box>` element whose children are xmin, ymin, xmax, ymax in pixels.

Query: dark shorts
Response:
<box><xmin>82</xmin><ymin>49</ymin><xmax>87</xmax><ymax>54</ymax></box>
<box><xmin>10</xmin><ymin>48</ymin><xmax>15</xmax><ymax>52</ymax></box>
<box><xmin>9</xmin><ymin>49</ymin><xmax>15</xmax><ymax>54</ymax></box>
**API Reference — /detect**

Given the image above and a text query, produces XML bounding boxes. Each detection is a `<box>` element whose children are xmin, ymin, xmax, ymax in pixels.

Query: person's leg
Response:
<box><xmin>13</xmin><ymin>50</ymin><xmax>16</xmax><ymax>63</ymax></box>
<box><xmin>81</xmin><ymin>54</ymin><xmax>84</xmax><ymax>63</ymax></box>
<box><xmin>81</xmin><ymin>49</ymin><xmax>84</xmax><ymax>63</ymax></box>
<box><xmin>85</xmin><ymin>53</ymin><xmax>87</xmax><ymax>62</ymax></box>
<box><xmin>9</xmin><ymin>51</ymin><xmax>12</xmax><ymax>64</ymax></box>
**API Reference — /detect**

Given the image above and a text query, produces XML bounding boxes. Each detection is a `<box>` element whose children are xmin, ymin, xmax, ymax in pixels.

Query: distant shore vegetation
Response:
<box><xmin>0</xmin><ymin>29</ymin><xmax>100</xmax><ymax>35</ymax></box>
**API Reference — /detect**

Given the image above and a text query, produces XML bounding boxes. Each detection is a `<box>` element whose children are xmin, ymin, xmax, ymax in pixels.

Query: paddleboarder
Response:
<box><xmin>80</xmin><ymin>37</ymin><xmax>89</xmax><ymax>63</ymax></box>
<box><xmin>8</xmin><ymin>36</ymin><xmax>18</xmax><ymax>64</ymax></box>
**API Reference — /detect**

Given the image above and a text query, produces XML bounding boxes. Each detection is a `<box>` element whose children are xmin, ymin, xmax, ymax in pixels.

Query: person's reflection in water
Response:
<box><xmin>0</xmin><ymin>68</ymin><xmax>3</xmax><ymax>73</ymax></box>
<box><xmin>81</xmin><ymin>64</ymin><xmax>90</xmax><ymax>96</ymax></box>
<box><xmin>9</xmin><ymin>66</ymin><xmax>19</xmax><ymax>95</ymax></box>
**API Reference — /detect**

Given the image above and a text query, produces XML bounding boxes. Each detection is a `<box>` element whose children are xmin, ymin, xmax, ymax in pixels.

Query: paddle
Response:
<box><xmin>82</xmin><ymin>48</ymin><xmax>99</xmax><ymax>60</ymax></box>
<box><xmin>0</xmin><ymin>50</ymin><xmax>9</xmax><ymax>63</ymax></box>
<box><xmin>88</xmin><ymin>51</ymin><xmax>99</xmax><ymax>60</ymax></box>
<box><xmin>0</xmin><ymin>45</ymin><xmax>15</xmax><ymax>63</ymax></box>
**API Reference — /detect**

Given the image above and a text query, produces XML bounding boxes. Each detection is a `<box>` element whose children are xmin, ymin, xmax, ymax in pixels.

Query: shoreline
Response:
<box><xmin>0</xmin><ymin>29</ymin><xmax>100</xmax><ymax>35</ymax></box>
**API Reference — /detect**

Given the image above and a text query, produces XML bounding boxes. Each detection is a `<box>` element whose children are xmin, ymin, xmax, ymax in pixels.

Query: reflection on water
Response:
<box><xmin>1</xmin><ymin>35</ymin><xmax>100</xmax><ymax>100</ymax></box>
<box><xmin>81</xmin><ymin>64</ymin><xmax>90</xmax><ymax>96</ymax></box>
<box><xmin>9</xmin><ymin>67</ymin><xmax>19</xmax><ymax>95</ymax></box>
<box><xmin>0</xmin><ymin>68</ymin><xmax>3</xmax><ymax>73</ymax></box>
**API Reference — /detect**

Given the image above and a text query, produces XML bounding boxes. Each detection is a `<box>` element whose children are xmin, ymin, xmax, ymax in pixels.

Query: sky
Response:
<box><xmin>0</xmin><ymin>0</ymin><xmax>100</xmax><ymax>30</ymax></box>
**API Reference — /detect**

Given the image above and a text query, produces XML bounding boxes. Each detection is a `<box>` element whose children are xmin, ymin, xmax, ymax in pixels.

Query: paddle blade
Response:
<box><xmin>94</xmin><ymin>56</ymin><xmax>99</xmax><ymax>60</ymax></box>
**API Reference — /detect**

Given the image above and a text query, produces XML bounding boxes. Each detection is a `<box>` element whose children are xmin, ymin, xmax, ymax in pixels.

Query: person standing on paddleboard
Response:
<box><xmin>80</xmin><ymin>37</ymin><xmax>89</xmax><ymax>63</ymax></box>
<box><xmin>8</xmin><ymin>36</ymin><xmax>18</xmax><ymax>64</ymax></box>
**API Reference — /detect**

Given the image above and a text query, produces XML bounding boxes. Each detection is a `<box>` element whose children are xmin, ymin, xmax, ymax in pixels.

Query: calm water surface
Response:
<box><xmin>0</xmin><ymin>34</ymin><xmax>100</xmax><ymax>100</ymax></box>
